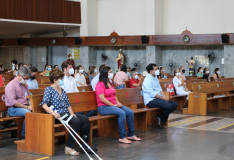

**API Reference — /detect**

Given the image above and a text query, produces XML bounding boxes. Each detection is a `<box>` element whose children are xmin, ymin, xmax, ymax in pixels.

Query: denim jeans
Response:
<box><xmin>147</xmin><ymin>98</ymin><xmax>177</xmax><ymax>123</ymax></box>
<box><xmin>98</xmin><ymin>106</ymin><xmax>135</xmax><ymax>139</ymax></box>
<box><xmin>116</xmin><ymin>84</ymin><xmax>126</xmax><ymax>89</ymax></box>
<box><xmin>8</xmin><ymin>107</ymin><xmax>30</xmax><ymax>137</ymax></box>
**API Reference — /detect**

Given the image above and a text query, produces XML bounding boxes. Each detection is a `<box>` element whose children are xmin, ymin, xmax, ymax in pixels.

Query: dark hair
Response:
<box><xmin>61</xmin><ymin>61</ymin><xmax>73</xmax><ymax>71</ymax></box>
<box><xmin>0</xmin><ymin>63</ymin><xmax>3</xmax><ymax>68</ymax></box>
<box><xmin>99</xmin><ymin>64</ymin><xmax>106</xmax><ymax>72</ymax></box>
<box><xmin>159</xmin><ymin>66</ymin><xmax>164</xmax><ymax>77</ymax></box>
<box><xmin>68</xmin><ymin>54</ymin><xmax>72</xmax><ymax>57</ymax></box>
<box><xmin>11</xmin><ymin>59</ymin><xmax>17</xmax><ymax>64</ymax></box>
<box><xmin>48</xmin><ymin>65</ymin><xmax>52</xmax><ymax>68</ymax></box>
<box><xmin>18</xmin><ymin>63</ymin><xmax>24</xmax><ymax>68</ymax></box>
<box><xmin>203</xmin><ymin>68</ymin><xmax>208</xmax><ymax>74</ymax></box>
<box><xmin>120</xmin><ymin>65</ymin><xmax>127</xmax><ymax>72</ymax></box>
<box><xmin>146</xmin><ymin>63</ymin><xmax>157</xmax><ymax>73</ymax></box>
<box><xmin>99</xmin><ymin>66</ymin><xmax>111</xmax><ymax>89</ymax></box>
<box><xmin>214</xmin><ymin>68</ymin><xmax>220</xmax><ymax>78</ymax></box>
<box><xmin>49</xmin><ymin>69</ymin><xmax>64</xmax><ymax>83</ymax></box>
<box><xmin>131</xmin><ymin>68</ymin><xmax>137</xmax><ymax>72</ymax></box>
<box><xmin>29</xmin><ymin>66</ymin><xmax>38</xmax><ymax>73</ymax></box>
<box><xmin>197</xmin><ymin>67</ymin><xmax>202</xmax><ymax>73</ymax></box>
<box><xmin>53</xmin><ymin>65</ymin><xmax>58</xmax><ymax>69</ymax></box>
<box><xmin>77</xmin><ymin>65</ymin><xmax>83</xmax><ymax>70</ymax></box>
<box><xmin>89</xmin><ymin>66</ymin><xmax>96</xmax><ymax>75</ymax></box>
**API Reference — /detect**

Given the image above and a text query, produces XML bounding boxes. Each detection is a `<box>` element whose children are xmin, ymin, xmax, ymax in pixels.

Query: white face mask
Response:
<box><xmin>155</xmin><ymin>70</ymin><xmax>160</xmax><ymax>76</ymax></box>
<box><xmin>94</xmin><ymin>69</ymin><xmax>99</xmax><ymax>73</ymax></box>
<box><xmin>217</xmin><ymin>71</ymin><xmax>220</xmax><ymax>74</ymax></box>
<box><xmin>79</xmin><ymin>69</ymin><xmax>84</xmax><ymax>74</ymax></box>
<box><xmin>108</xmin><ymin>73</ymin><xmax>114</xmax><ymax>80</ymax></box>
<box><xmin>206</xmin><ymin>71</ymin><xmax>209</xmax><ymax>74</ymax></box>
<box><xmin>200</xmin><ymin>70</ymin><xmax>203</xmax><ymax>73</ymax></box>
<box><xmin>176</xmin><ymin>72</ymin><xmax>181</xmax><ymax>77</ymax></box>
<box><xmin>69</xmin><ymin>68</ymin><xmax>74</xmax><ymax>75</ymax></box>
<box><xmin>69</xmin><ymin>56</ymin><xmax>72</xmax><ymax>59</ymax></box>
<box><xmin>20</xmin><ymin>78</ymin><xmax>27</xmax><ymax>84</ymax></box>
<box><xmin>12</xmin><ymin>64</ymin><xmax>15</xmax><ymax>70</ymax></box>
<box><xmin>135</xmin><ymin>75</ymin><xmax>139</xmax><ymax>79</ymax></box>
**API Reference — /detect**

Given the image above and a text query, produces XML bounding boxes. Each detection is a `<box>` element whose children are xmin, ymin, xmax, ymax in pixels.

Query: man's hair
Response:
<box><xmin>68</xmin><ymin>54</ymin><xmax>72</xmax><ymax>57</ymax></box>
<box><xmin>99</xmin><ymin>64</ymin><xmax>106</xmax><ymax>72</ymax></box>
<box><xmin>11</xmin><ymin>59</ymin><xmax>17</xmax><ymax>64</ymax></box>
<box><xmin>18</xmin><ymin>66</ymin><xmax>31</xmax><ymax>77</ymax></box>
<box><xmin>77</xmin><ymin>65</ymin><xmax>83</xmax><ymax>70</ymax></box>
<box><xmin>49</xmin><ymin>69</ymin><xmax>64</xmax><ymax>83</ymax></box>
<box><xmin>146</xmin><ymin>63</ymin><xmax>157</xmax><ymax>73</ymax></box>
<box><xmin>120</xmin><ymin>65</ymin><xmax>127</xmax><ymax>72</ymax></box>
<box><xmin>29</xmin><ymin>66</ymin><xmax>38</xmax><ymax>73</ymax></box>
<box><xmin>130</xmin><ymin>69</ymin><xmax>137</xmax><ymax>78</ymax></box>
<box><xmin>61</xmin><ymin>61</ymin><xmax>73</xmax><ymax>71</ymax></box>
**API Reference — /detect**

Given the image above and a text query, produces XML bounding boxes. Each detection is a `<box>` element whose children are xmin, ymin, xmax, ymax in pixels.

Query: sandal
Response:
<box><xmin>119</xmin><ymin>138</ymin><xmax>132</xmax><ymax>144</ymax></box>
<box><xmin>127</xmin><ymin>135</ymin><xmax>141</xmax><ymax>141</ymax></box>
<box><xmin>65</xmin><ymin>146</ymin><xmax>79</xmax><ymax>156</ymax></box>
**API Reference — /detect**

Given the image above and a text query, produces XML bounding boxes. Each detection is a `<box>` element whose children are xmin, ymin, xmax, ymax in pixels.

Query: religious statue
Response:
<box><xmin>186</xmin><ymin>57</ymin><xmax>196</xmax><ymax>76</ymax></box>
<box><xmin>116</xmin><ymin>49</ymin><xmax>125</xmax><ymax>69</ymax></box>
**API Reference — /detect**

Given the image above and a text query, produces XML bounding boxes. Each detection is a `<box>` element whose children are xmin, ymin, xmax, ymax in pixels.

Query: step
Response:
<box><xmin>14</xmin><ymin>139</ymin><xmax>25</xmax><ymax>144</ymax></box>
<box><xmin>0</xmin><ymin>127</ymin><xmax>17</xmax><ymax>132</ymax></box>
<box><xmin>54</xmin><ymin>124</ymin><xmax>63</xmax><ymax>128</ymax></box>
<box><xmin>55</xmin><ymin>131</ymin><xmax>66</xmax><ymax>137</ymax></box>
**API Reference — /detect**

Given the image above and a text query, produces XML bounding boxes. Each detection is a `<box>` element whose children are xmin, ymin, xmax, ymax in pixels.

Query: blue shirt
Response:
<box><xmin>27</xmin><ymin>79</ymin><xmax>39</xmax><ymax>89</ymax></box>
<box><xmin>142</xmin><ymin>74</ymin><xmax>162</xmax><ymax>105</ymax></box>
<box><xmin>41</xmin><ymin>86</ymin><xmax>71</xmax><ymax>114</ymax></box>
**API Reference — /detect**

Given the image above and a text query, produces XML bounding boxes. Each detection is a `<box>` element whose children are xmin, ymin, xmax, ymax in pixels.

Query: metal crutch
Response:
<box><xmin>58</xmin><ymin>114</ymin><xmax>103</xmax><ymax>160</ymax></box>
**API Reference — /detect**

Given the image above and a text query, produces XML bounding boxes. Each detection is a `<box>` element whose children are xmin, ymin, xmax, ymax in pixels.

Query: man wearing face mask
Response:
<box><xmin>75</xmin><ymin>65</ymin><xmax>88</xmax><ymax>87</ymax></box>
<box><xmin>27</xmin><ymin>66</ymin><xmax>39</xmax><ymax>89</ymax></box>
<box><xmin>142</xmin><ymin>63</ymin><xmax>177</xmax><ymax>129</ymax></box>
<box><xmin>5</xmin><ymin>66</ymin><xmax>32</xmax><ymax>138</ymax></box>
<box><xmin>67</xmin><ymin>54</ymin><xmax>75</xmax><ymax>69</ymax></box>
<box><xmin>61</xmin><ymin>61</ymin><xmax>79</xmax><ymax>93</ymax></box>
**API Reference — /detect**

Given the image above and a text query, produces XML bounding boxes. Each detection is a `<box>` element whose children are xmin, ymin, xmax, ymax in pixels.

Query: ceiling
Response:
<box><xmin>0</xmin><ymin>19</ymin><xmax>80</xmax><ymax>38</ymax></box>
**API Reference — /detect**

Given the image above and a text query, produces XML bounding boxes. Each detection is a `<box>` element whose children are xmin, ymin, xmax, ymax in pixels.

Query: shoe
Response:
<box><xmin>119</xmin><ymin>138</ymin><xmax>132</xmax><ymax>144</ymax></box>
<box><xmin>155</xmin><ymin>116</ymin><xmax>163</xmax><ymax>129</ymax></box>
<box><xmin>127</xmin><ymin>135</ymin><xmax>141</xmax><ymax>141</ymax></box>
<box><xmin>81</xmin><ymin>146</ymin><xmax>98</xmax><ymax>154</ymax></box>
<box><xmin>161</xmin><ymin>122</ymin><xmax>168</xmax><ymax>129</ymax></box>
<box><xmin>65</xmin><ymin>146</ymin><xmax>79</xmax><ymax>156</ymax></box>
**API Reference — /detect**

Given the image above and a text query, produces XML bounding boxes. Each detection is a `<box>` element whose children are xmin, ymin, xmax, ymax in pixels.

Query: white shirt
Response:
<box><xmin>61</xmin><ymin>75</ymin><xmax>79</xmax><ymax>93</ymax></box>
<box><xmin>75</xmin><ymin>73</ymin><xmax>86</xmax><ymax>87</ymax></box>
<box><xmin>27</xmin><ymin>79</ymin><xmax>39</xmax><ymax>89</ymax></box>
<box><xmin>142</xmin><ymin>71</ymin><xmax>148</xmax><ymax>77</ymax></box>
<box><xmin>173</xmin><ymin>76</ymin><xmax>184</xmax><ymax>93</ymax></box>
<box><xmin>91</xmin><ymin>73</ymin><xmax>99</xmax><ymax>91</ymax></box>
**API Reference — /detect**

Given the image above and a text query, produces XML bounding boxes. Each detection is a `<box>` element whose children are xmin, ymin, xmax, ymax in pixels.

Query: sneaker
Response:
<box><xmin>155</xmin><ymin>116</ymin><xmax>163</xmax><ymax>129</ymax></box>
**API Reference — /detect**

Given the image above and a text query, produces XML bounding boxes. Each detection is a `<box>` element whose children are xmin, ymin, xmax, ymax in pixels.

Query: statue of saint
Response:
<box><xmin>116</xmin><ymin>49</ymin><xmax>125</xmax><ymax>69</ymax></box>
<box><xmin>186</xmin><ymin>57</ymin><xmax>196</xmax><ymax>76</ymax></box>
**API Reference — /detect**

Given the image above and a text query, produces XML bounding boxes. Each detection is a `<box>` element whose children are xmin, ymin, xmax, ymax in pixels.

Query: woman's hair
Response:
<box><xmin>89</xmin><ymin>66</ymin><xmax>96</xmax><ymax>75</ymax></box>
<box><xmin>77</xmin><ymin>65</ymin><xmax>83</xmax><ymax>70</ymax></box>
<box><xmin>99</xmin><ymin>66</ymin><xmax>111</xmax><ymax>89</ymax></box>
<box><xmin>214</xmin><ymin>68</ymin><xmax>220</xmax><ymax>78</ymax></box>
<box><xmin>159</xmin><ymin>66</ymin><xmax>164</xmax><ymax>77</ymax></box>
<box><xmin>203</xmin><ymin>68</ymin><xmax>208</xmax><ymax>74</ymax></box>
<box><xmin>49</xmin><ymin>69</ymin><xmax>64</xmax><ymax>83</ymax></box>
<box><xmin>120</xmin><ymin>65</ymin><xmax>127</xmax><ymax>72</ymax></box>
<box><xmin>197</xmin><ymin>67</ymin><xmax>202</xmax><ymax>73</ymax></box>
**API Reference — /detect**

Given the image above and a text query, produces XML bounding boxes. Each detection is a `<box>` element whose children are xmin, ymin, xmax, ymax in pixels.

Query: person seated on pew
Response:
<box><xmin>196</xmin><ymin>67</ymin><xmax>204</xmax><ymax>78</ymax></box>
<box><xmin>159</xmin><ymin>66</ymin><xmax>167</xmax><ymax>79</ymax></box>
<box><xmin>127</xmin><ymin>66</ymin><xmax>132</xmax><ymax>79</ymax></box>
<box><xmin>0</xmin><ymin>63</ymin><xmax>4</xmax><ymax>71</ymax></box>
<box><xmin>75</xmin><ymin>65</ymin><xmax>88</xmax><ymax>87</ymax></box>
<box><xmin>142</xmin><ymin>63</ymin><xmax>177</xmax><ymax>129</ymax></box>
<box><xmin>7</xmin><ymin>59</ymin><xmax>17</xmax><ymax>73</ymax></box>
<box><xmin>202</xmin><ymin>68</ymin><xmax>210</xmax><ymax>82</ymax></box>
<box><xmin>89</xmin><ymin>66</ymin><xmax>98</xmax><ymax>84</ymax></box>
<box><xmin>67</xmin><ymin>54</ymin><xmax>75</xmax><ymax>69</ymax></box>
<box><xmin>213</xmin><ymin>68</ymin><xmax>221</xmax><ymax>81</ymax></box>
<box><xmin>129</xmin><ymin>68</ymin><xmax>142</xmax><ymax>88</ymax></box>
<box><xmin>173</xmin><ymin>69</ymin><xmax>190</xmax><ymax>100</ymax></box>
<box><xmin>114</xmin><ymin>64</ymin><xmax>129</xmax><ymax>89</ymax></box>
<box><xmin>95</xmin><ymin>66</ymin><xmax>141</xmax><ymax>144</ymax></box>
<box><xmin>5</xmin><ymin>66</ymin><xmax>32</xmax><ymax>138</ymax></box>
<box><xmin>179</xmin><ymin>66</ymin><xmax>186</xmax><ymax>80</ymax></box>
<box><xmin>142</xmin><ymin>67</ymin><xmax>148</xmax><ymax>77</ymax></box>
<box><xmin>91</xmin><ymin>64</ymin><xmax>106</xmax><ymax>91</ymax></box>
<box><xmin>41</xmin><ymin>69</ymin><xmax>97</xmax><ymax>156</ymax></box>
<box><xmin>39</xmin><ymin>65</ymin><xmax>51</xmax><ymax>76</ymax></box>
<box><xmin>13</xmin><ymin>62</ymin><xmax>24</xmax><ymax>76</ymax></box>
<box><xmin>27</xmin><ymin>66</ymin><xmax>39</xmax><ymax>89</ymax></box>
<box><xmin>53</xmin><ymin>65</ymin><xmax>59</xmax><ymax>69</ymax></box>
<box><xmin>0</xmin><ymin>74</ymin><xmax>3</xmax><ymax>87</ymax></box>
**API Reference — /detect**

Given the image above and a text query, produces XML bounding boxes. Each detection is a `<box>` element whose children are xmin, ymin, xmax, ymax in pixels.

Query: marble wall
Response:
<box><xmin>224</xmin><ymin>45</ymin><xmax>234</xmax><ymax>78</ymax></box>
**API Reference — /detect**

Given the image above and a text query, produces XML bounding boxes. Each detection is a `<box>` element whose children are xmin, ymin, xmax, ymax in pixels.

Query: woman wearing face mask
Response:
<box><xmin>213</xmin><ymin>68</ymin><xmax>221</xmax><ymax>81</ymax></box>
<box><xmin>159</xmin><ymin>66</ymin><xmax>167</xmax><ymax>79</ymax></box>
<box><xmin>202</xmin><ymin>68</ymin><xmax>210</xmax><ymax>82</ymax></box>
<box><xmin>41</xmin><ymin>69</ymin><xmax>82</xmax><ymax>156</ymax></box>
<box><xmin>173</xmin><ymin>69</ymin><xmax>190</xmax><ymax>100</ymax></box>
<box><xmin>129</xmin><ymin>68</ymin><xmax>142</xmax><ymax>88</ymax></box>
<box><xmin>196</xmin><ymin>67</ymin><xmax>204</xmax><ymax>78</ymax></box>
<box><xmin>75</xmin><ymin>65</ymin><xmax>88</xmax><ymax>87</ymax></box>
<box><xmin>95</xmin><ymin>66</ymin><xmax>141</xmax><ymax>144</ymax></box>
<box><xmin>179</xmin><ymin>66</ymin><xmax>186</xmax><ymax>80</ymax></box>
<box><xmin>39</xmin><ymin>65</ymin><xmax>51</xmax><ymax>76</ymax></box>
<box><xmin>89</xmin><ymin>66</ymin><xmax>98</xmax><ymax>84</ymax></box>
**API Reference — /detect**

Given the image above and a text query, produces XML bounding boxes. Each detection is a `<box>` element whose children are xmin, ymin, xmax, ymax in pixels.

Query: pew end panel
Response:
<box><xmin>187</xmin><ymin>92</ymin><xmax>207</xmax><ymax>116</ymax></box>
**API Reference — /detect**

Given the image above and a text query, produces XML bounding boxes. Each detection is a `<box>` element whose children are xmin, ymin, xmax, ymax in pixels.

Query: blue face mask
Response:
<box><xmin>59</xmin><ymin>79</ymin><xmax>64</xmax><ymax>86</ymax></box>
<box><xmin>48</xmin><ymin>67</ymin><xmax>51</xmax><ymax>71</ymax></box>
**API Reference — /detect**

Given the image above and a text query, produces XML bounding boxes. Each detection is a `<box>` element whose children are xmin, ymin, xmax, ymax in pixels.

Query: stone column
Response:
<box><xmin>223</xmin><ymin>45</ymin><xmax>234</xmax><ymax>78</ymax></box>
<box><xmin>146</xmin><ymin>46</ymin><xmax>162</xmax><ymax>66</ymax></box>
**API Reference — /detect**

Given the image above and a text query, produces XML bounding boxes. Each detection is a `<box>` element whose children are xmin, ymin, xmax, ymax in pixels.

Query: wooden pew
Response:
<box><xmin>0</xmin><ymin>86</ymin><xmax>4</xmax><ymax>91</ymax></box>
<box><xmin>0</xmin><ymin>91</ymin><xmax>24</xmax><ymax>139</ymax></box>
<box><xmin>78</xmin><ymin>86</ymin><xmax>92</xmax><ymax>92</ymax></box>
<box><xmin>183</xmin><ymin>81</ymin><xmax>234</xmax><ymax>115</ymax></box>
<box><xmin>41</xmin><ymin>78</ymin><xmax>50</xmax><ymax>84</ymax></box>
<box><xmin>39</xmin><ymin>84</ymin><xmax>50</xmax><ymax>89</ymax></box>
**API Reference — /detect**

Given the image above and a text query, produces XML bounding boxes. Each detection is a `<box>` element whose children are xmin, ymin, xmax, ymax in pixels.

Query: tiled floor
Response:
<box><xmin>0</xmin><ymin>109</ymin><xmax>234</xmax><ymax>160</ymax></box>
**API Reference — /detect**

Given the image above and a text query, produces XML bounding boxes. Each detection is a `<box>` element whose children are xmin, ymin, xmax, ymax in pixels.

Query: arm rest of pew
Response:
<box><xmin>187</xmin><ymin>92</ymin><xmax>207</xmax><ymax>116</ymax></box>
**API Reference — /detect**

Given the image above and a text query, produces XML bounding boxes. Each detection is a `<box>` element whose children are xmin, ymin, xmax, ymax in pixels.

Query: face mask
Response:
<box><xmin>206</xmin><ymin>71</ymin><xmax>209</xmax><ymax>74</ymax></box>
<box><xmin>200</xmin><ymin>70</ymin><xmax>203</xmax><ymax>73</ymax></box>
<box><xmin>59</xmin><ymin>79</ymin><xmax>64</xmax><ymax>86</ymax></box>
<box><xmin>182</xmin><ymin>69</ymin><xmax>185</xmax><ymax>73</ymax></box>
<box><xmin>155</xmin><ymin>70</ymin><xmax>160</xmax><ymax>76</ymax></box>
<box><xmin>162</xmin><ymin>70</ymin><xmax>165</xmax><ymax>73</ymax></box>
<box><xmin>79</xmin><ymin>69</ymin><xmax>84</xmax><ymax>73</ymax></box>
<box><xmin>48</xmin><ymin>67</ymin><xmax>52</xmax><ymax>71</ymax></box>
<box><xmin>94</xmin><ymin>69</ymin><xmax>99</xmax><ymax>73</ymax></box>
<box><xmin>69</xmin><ymin>57</ymin><xmax>72</xmax><ymax>59</ymax></box>
<box><xmin>217</xmin><ymin>71</ymin><xmax>220</xmax><ymax>74</ymax></box>
<box><xmin>135</xmin><ymin>75</ymin><xmax>139</xmax><ymax>79</ymax></box>
<box><xmin>108</xmin><ymin>73</ymin><xmax>114</xmax><ymax>80</ymax></box>
<box><xmin>69</xmin><ymin>68</ymin><xmax>74</xmax><ymax>75</ymax></box>
<box><xmin>30</xmin><ymin>76</ymin><xmax>36</xmax><ymax>80</ymax></box>
<box><xmin>176</xmin><ymin>73</ymin><xmax>181</xmax><ymax>77</ymax></box>
<box><xmin>20</xmin><ymin>78</ymin><xmax>27</xmax><ymax>84</ymax></box>
<box><xmin>12</xmin><ymin>64</ymin><xmax>15</xmax><ymax>70</ymax></box>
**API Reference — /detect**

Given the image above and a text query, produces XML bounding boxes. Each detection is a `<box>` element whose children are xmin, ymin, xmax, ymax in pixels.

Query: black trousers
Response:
<box><xmin>56</xmin><ymin>113</ymin><xmax>90</xmax><ymax>148</ymax></box>
<box><xmin>147</xmin><ymin>98</ymin><xmax>177</xmax><ymax>123</ymax></box>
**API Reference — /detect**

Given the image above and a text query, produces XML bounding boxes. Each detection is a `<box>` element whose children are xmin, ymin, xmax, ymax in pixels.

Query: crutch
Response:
<box><xmin>58</xmin><ymin>114</ymin><xmax>102</xmax><ymax>160</ymax></box>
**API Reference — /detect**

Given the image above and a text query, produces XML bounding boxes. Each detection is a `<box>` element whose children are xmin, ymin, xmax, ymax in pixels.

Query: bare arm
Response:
<box><xmin>42</xmin><ymin>103</ymin><xmax>60</xmax><ymax>119</ymax></box>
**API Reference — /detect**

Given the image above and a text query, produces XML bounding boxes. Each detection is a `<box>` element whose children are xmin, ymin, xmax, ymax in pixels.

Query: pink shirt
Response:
<box><xmin>114</xmin><ymin>71</ymin><xmax>128</xmax><ymax>85</ymax></box>
<box><xmin>5</xmin><ymin>78</ymin><xmax>30</xmax><ymax>107</ymax></box>
<box><xmin>95</xmin><ymin>81</ymin><xmax>117</xmax><ymax>107</ymax></box>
